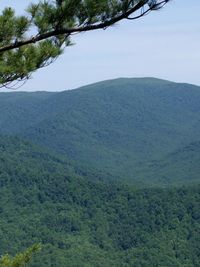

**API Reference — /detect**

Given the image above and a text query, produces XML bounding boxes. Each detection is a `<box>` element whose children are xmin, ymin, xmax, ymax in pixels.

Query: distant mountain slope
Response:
<box><xmin>0</xmin><ymin>91</ymin><xmax>54</xmax><ymax>134</ymax></box>
<box><xmin>0</xmin><ymin>136</ymin><xmax>199</xmax><ymax>267</ymax></box>
<box><xmin>0</xmin><ymin>77</ymin><xmax>200</xmax><ymax>185</ymax></box>
<box><xmin>139</xmin><ymin>141</ymin><xmax>200</xmax><ymax>186</ymax></box>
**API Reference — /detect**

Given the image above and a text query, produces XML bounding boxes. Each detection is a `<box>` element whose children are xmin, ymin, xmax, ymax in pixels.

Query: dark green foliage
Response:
<box><xmin>0</xmin><ymin>6</ymin><xmax>64</xmax><ymax>86</ymax></box>
<box><xmin>0</xmin><ymin>78</ymin><xmax>200</xmax><ymax>186</ymax></box>
<box><xmin>0</xmin><ymin>136</ymin><xmax>199</xmax><ymax>266</ymax></box>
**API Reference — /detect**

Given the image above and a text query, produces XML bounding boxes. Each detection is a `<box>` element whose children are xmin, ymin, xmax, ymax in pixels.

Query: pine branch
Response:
<box><xmin>0</xmin><ymin>0</ymin><xmax>169</xmax><ymax>53</ymax></box>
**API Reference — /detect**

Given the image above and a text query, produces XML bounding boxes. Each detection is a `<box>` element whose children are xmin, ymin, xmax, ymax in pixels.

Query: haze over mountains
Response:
<box><xmin>0</xmin><ymin>77</ymin><xmax>200</xmax><ymax>186</ymax></box>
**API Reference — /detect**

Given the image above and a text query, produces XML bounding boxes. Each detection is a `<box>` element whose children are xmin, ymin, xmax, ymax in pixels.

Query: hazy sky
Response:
<box><xmin>0</xmin><ymin>0</ymin><xmax>200</xmax><ymax>91</ymax></box>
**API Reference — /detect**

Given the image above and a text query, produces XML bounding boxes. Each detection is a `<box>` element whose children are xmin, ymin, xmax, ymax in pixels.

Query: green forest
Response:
<box><xmin>0</xmin><ymin>78</ymin><xmax>199</xmax><ymax>266</ymax></box>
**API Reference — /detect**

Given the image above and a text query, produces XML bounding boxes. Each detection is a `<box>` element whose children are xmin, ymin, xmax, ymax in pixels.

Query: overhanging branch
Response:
<box><xmin>0</xmin><ymin>0</ymin><xmax>169</xmax><ymax>54</ymax></box>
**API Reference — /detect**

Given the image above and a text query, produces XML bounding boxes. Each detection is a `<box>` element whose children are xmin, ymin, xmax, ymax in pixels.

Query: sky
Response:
<box><xmin>0</xmin><ymin>0</ymin><xmax>200</xmax><ymax>91</ymax></box>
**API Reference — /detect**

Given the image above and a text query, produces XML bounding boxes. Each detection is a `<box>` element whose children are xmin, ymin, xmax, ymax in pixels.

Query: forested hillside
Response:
<box><xmin>0</xmin><ymin>78</ymin><xmax>200</xmax><ymax>186</ymax></box>
<box><xmin>137</xmin><ymin>140</ymin><xmax>200</xmax><ymax>186</ymax></box>
<box><xmin>0</xmin><ymin>136</ymin><xmax>199</xmax><ymax>267</ymax></box>
<box><xmin>0</xmin><ymin>78</ymin><xmax>200</xmax><ymax>266</ymax></box>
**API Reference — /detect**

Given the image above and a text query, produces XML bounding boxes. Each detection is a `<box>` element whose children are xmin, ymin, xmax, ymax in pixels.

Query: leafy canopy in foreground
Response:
<box><xmin>0</xmin><ymin>0</ymin><xmax>169</xmax><ymax>87</ymax></box>
<box><xmin>0</xmin><ymin>244</ymin><xmax>41</xmax><ymax>267</ymax></box>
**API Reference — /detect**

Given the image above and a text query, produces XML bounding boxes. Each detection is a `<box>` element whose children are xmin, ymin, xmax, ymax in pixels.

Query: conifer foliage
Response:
<box><xmin>0</xmin><ymin>0</ymin><xmax>169</xmax><ymax>87</ymax></box>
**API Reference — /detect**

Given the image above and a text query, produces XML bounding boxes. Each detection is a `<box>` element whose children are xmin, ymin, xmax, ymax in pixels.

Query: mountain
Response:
<box><xmin>0</xmin><ymin>77</ymin><xmax>200</xmax><ymax>186</ymax></box>
<box><xmin>139</xmin><ymin>141</ymin><xmax>200</xmax><ymax>186</ymax></box>
<box><xmin>0</xmin><ymin>91</ymin><xmax>55</xmax><ymax>134</ymax></box>
<box><xmin>0</xmin><ymin>136</ymin><xmax>199</xmax><ymax>267</ymax></box>
<box><xmin>0</xmin><ymin>78</ymin><xmax>200</xmax><ymax>266</ymax></box>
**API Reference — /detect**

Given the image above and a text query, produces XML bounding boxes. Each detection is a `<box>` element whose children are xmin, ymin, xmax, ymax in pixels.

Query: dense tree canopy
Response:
<box><xmin>0</xmin><ymin>135</ymin><xmax>199</xmax><ymax>266</ymax></box>
<box><xmin>0</xmin><ymin>0</ymin><xmax>170</xmax><ymax>88</ymax></box>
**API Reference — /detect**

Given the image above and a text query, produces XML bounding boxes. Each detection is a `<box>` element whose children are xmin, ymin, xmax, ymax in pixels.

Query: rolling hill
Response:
<box><xmin>0</xmin><ymin>78</ymin><xmax>200</xmax><ymax>266</ymax></box>
<box><xmin>0</xmin><ymin>136</ymin><xmax>199</xmax><ymax>266</ymax></box>
<box><xmin>0</xmin><ymin>77</ymin><xmax>200</xmax><ymax>186</ymax></box>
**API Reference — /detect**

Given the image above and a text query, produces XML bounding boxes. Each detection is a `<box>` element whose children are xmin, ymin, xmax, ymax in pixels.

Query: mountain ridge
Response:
<box><xmin>0</xmin><ymin>78</ymin><xmax>200</xmax><ymax>265</ymax></box>
<box><xmin>0</xmin><ymin>77</ymin><xmax>200</xmax><ymax>186</ymax></box>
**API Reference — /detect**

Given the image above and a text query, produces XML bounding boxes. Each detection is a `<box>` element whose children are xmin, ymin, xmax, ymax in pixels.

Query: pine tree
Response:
<box><xmin>0</xmin><ymin>0</ymin><xmax>169</xmax><ymax>87</ymax></box>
